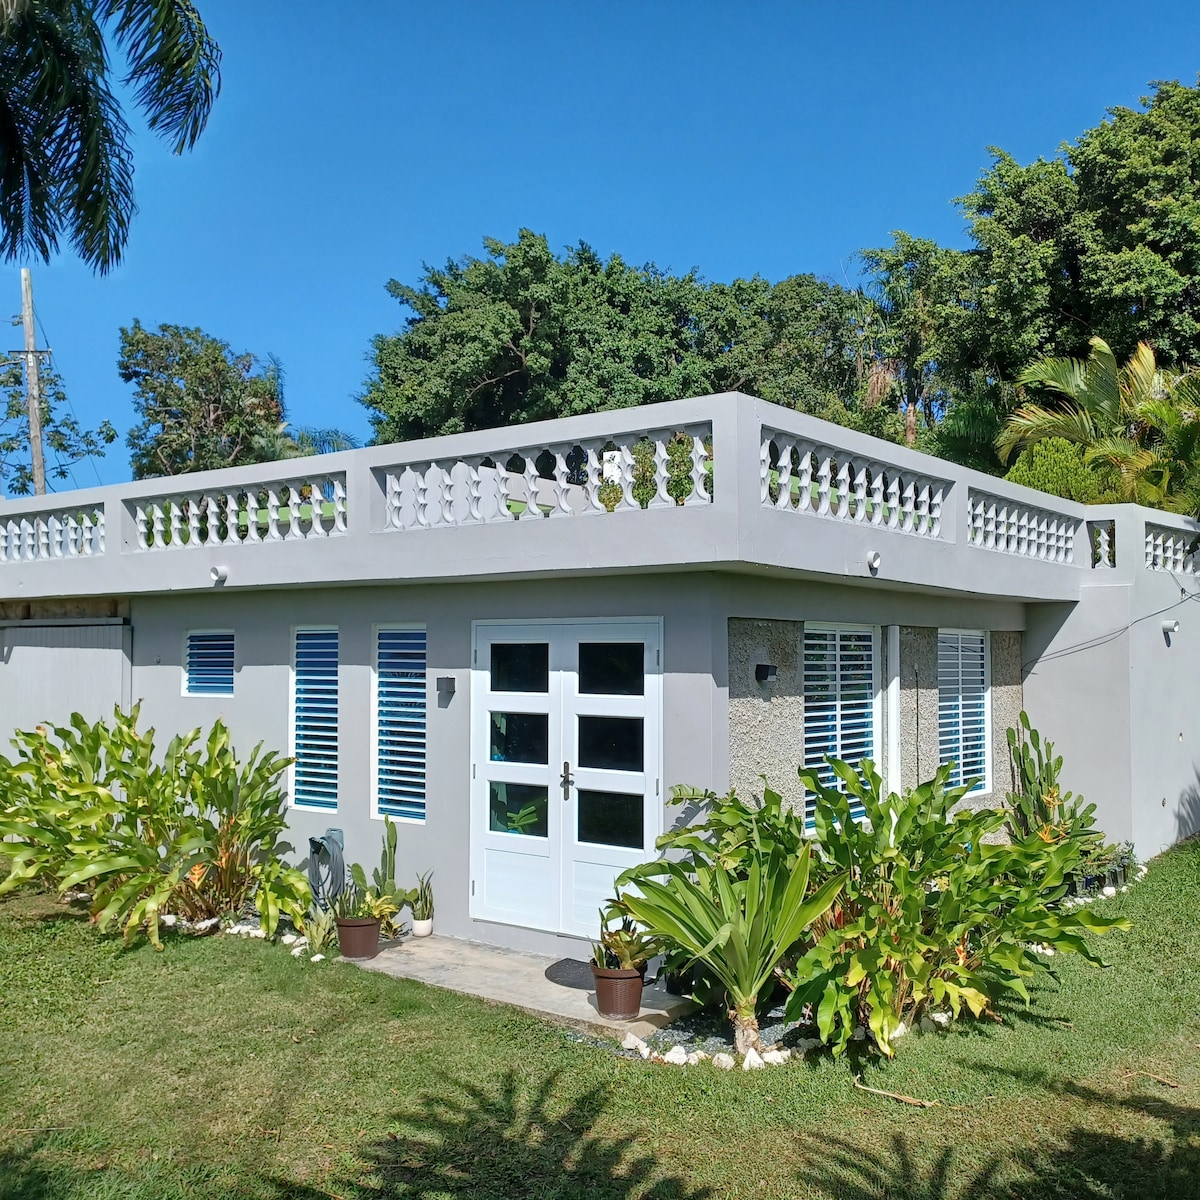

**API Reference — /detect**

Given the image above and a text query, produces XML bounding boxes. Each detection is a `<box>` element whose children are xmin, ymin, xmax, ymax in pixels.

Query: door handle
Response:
<box><xmin>560</xmin><ymin>761</ymin><xmax>573</xmax><ymax>801</ymax></box>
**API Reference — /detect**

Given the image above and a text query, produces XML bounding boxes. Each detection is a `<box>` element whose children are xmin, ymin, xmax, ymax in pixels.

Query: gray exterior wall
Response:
<box><xmin>129</xmin><ymin>572</ymin><xmax>724</xmax><ymax>958</ymax></box>
<box><xmin>727</xmin><ymin>617</ymin><xmax>805</xmax><ymax>807</ymax></box>
<box><xmin>899</xmin><ymin>627</ymin><xmax>940</xmax><ymax>788</ymax></box>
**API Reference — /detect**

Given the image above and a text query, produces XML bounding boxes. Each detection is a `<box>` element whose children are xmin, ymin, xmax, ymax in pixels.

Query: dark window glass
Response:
<box><xmin>489</xmin><ymin>712</ymin><xmax>549</xmax><ymax>764</ymax></box>
<box><xmin>578</xmin><ymin>642</ymin><xmax>643</xmax><ymax>695</ymax></box>
<box><xmin>578</xmin><ymin>716</ymin><xmax>644</xmax><ymax>772</ymax></box>
<box><xmin>490</xmin><ymin>643</ymin><xmax>549</xmax><ymax>693</ymax></box>
<box><xmin>488</xmin><ymin>782</ymin><xmax>548</xmax><ymax>838</ymax></box>
<box><xmin>578</xmin><ymin>790</ymin><xmax>643</xmax><ymax>849</ymax></box>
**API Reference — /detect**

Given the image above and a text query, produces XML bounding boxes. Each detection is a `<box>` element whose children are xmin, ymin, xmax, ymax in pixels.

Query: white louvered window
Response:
<box><xmin>375</xmin><ymin>627</ymin><xmax>428</xmax><ymax>821</ymax></box>
<box><xmin>184</xmin><ymin>631</ymin><xmax>234</xmax><ymax>696</ymax></box>
<box><xmin>938</xmin><ymin>631</ymin><xmax>989</xmax><ymax>792</ymax></box>
<box><xmin>292</xmin><ymin>627</ymin><xmax>339</xmax><ymax>809</ymax></box>
<box><xmin>803</xmin><ymin>625</ymin><xmax>879</xmax><ymax>827</ymax></box>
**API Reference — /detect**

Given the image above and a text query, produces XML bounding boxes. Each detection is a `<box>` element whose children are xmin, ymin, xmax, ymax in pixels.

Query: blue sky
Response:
<box><xmin>15</xmin><ymin>0</ymin><xmax>1200</xmax><ymax>488</ymax></box>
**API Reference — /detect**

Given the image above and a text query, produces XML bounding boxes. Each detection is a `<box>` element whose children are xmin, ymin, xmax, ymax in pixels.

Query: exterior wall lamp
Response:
<box><xmin>755</xmin><ymin>664</ymin><xmax>778</xmax><ymax>684</ymax></box>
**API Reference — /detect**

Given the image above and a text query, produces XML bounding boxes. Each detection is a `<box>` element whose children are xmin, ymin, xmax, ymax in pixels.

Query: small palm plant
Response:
<box><xmin>617</xmin><ymin>835</ymin><xmax>844</xmax><ymax>1054</ymax></box>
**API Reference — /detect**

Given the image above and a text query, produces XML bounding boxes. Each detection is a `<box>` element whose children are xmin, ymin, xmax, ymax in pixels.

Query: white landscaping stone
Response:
<box><xmin>662</xmin><ymin>1045</ymin><xmax>688</xmax><ymax>1065</ymax></box>
<box><xmin>1102</xmin><ymin>885</ymin><xmax>1117</xmax><ymax>898</ymax></box>
<box><xmin>1120</xmin><ymin>885</ymin><xmax>1128</xmax><ymax>893</ymax></box>
<box><xmin>741</xmin><ymin>1048</ymin><xmax>765</xmax><ymax>1070</ymax></box>
<box><xmin>310</xmin><ymin>953</ymin><xmax>325</xmax><ymax>962</ymax></box>
<box><xmin>159</xmin><ymin>914</ymin><xmax>177</xmax><ymax>927</ymax></box>
<box><xmin>712</xmin><ymin>1053</ymin><xmax>736</xmax><ymax>1071</ymax></box>
<box><xmin>686</xmin><ymin>1052</ymin><xmax>703</xmax><ymax>1066</ymax></box>
<box><xmin>193</xmin><ymin>917</ymin><xmax>219</xmax><ymax>932</ymax></box>
<box><xmin>280</xmin><ymin>933</ymin><xmax>297</xmax><ymax>946</ymax></box>
<box><xmin>761</xmin><ymin>1049</ymin><xmax>790</xmax><ymax>1066</ymax></box>
<box><xmin>931</xmin><ymin>1011</ymin><xmax>952</xmax><ymax>1029</ymax></box>
<box><xmin>621</xmin><ymin>1031</ymin><xmax>646</xmax><ymax>1054</ymax></box>
<box><xmin>291</xmin><ymin>945</ymin><xmax>306</xmax><ymax>958</ymax></box>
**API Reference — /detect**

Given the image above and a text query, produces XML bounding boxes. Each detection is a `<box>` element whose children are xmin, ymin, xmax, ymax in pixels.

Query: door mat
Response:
<box><xmin>544</xmin><ymin>958</ymin><xmax>594</xmax><ymax>991</ymax></box>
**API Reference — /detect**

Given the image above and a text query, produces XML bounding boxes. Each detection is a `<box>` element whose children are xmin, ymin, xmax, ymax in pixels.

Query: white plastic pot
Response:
<box><xmin>411</xmin><ymin>918</ymin><xmax>433</xmax><ymax>938</ymax></box>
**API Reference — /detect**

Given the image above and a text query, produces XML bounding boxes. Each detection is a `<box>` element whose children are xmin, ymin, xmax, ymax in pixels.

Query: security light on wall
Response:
<box><xmin>755</xmin><ymin>664</ymin><xmax>778</xmax><ymax>684</ymax></box>
<box><xmin>1163</xmin><ymin>619</ymin><xmax>1180</xmax><ymax>643</ymax></box>
<box><xmin>210</xmin><ymin>565</ymin><xmax>229</xmax><ymax>585</ymax></box>
<box><xmin>866</xmin><ymin>550</ymin><xmax>882</xmax><ymax>575</ymax></box>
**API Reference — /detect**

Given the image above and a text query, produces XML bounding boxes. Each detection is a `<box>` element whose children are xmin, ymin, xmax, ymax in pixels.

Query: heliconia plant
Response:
<box><xmin>786</xmin><ymin>757</ymin><xmax>1128</xmax><ymax>1056</ymax></box>
<box><xmin>0</xmin><ymin>707</ymin><xmax>310</xmax><ymax>948</ymax></box>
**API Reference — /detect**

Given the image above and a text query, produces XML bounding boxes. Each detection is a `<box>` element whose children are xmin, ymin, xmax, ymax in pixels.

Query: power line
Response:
<box><xmin>31</xmin><ymin>298</ymin><xmax>103</xmax><ymax>489</ymax></box>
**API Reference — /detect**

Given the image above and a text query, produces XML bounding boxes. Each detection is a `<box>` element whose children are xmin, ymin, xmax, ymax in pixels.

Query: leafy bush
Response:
<box><xmin>617</xmin><ymin>808</ymin><xmax>844</xmax><ymax>1053</ymax></box>
<box><xmin>1005</xmin><ymin>711</ymin><xmax>1101</xmax><ymax>855</ymax></box>
<box><xmin>1004</xmin><ymin>437</ymin><xmax>1103</xmax><ymax>503</ymax></box>
<box><xmin>786</xmin><ymin>758</ymin><xmax>1127</xmax><ymax>1056</ymax></box>
<box><xmin>0</xmin><ymin>707</ymin><xmax>310</xmax><ymax>947</ymax></box>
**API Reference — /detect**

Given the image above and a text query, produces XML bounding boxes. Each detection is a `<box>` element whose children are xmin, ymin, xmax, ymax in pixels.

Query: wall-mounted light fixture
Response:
<box><xmin>866</xmin><ymin>550</ymin><xmax>882</xmax><ymax>576</ymax></box>
<box><xmin>1163</xmin><ymin>618</ymin><xmax>1180</xmax><ymax>645</ymax></box>
<box><xmin>436</xmin><ymin>676</ymin><xmax>456</xmax><ymax>696</ymax></box>
<box><xmin>210</xmin><ymin>565</ymin><xmax>228</xmax><ymax>586</ymax></box>
<box><xmin>755</xmin><ymin>664</ymin><xmax>778</xmax><ymax>684</ymax></box>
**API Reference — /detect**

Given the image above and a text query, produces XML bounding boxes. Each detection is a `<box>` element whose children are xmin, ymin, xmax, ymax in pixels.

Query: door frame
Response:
<box><xmin>468</xmin><ymin>616</ymin><xmax>664</xmax><ymax>936</ymax></box>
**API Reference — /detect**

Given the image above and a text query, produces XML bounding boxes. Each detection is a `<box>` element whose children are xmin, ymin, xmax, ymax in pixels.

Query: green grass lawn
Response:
<box><xmin>1</xmin><ymin>841</ymin><xmax>1199</xmax><ymax>1199</ymax></box>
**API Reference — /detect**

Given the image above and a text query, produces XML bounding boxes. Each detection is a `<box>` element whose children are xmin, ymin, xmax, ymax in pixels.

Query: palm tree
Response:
<box><xmin>253</xmin><ymin>422</ymin><xmax>361</xmax><ymax>461</ymax></box>
<box><xmin>0</xmin><ymin>1</ymin><xmax>221</xmax><ymax>272</ymax></box>
<box><xmin>997</xmin><ymin>337</ymin><xmax>1200</xmax><ymax>513</ymax></box>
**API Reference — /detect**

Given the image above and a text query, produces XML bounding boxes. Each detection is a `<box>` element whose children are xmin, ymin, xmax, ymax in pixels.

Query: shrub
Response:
<box><xmin>0</xmin><ymin>707</ymin><xmax>310</xmax><ymax>947</ymax></box>
<box><xmin>1004</xmin><ymin>437</ymin><xmax>1101</xmax><ymax>503</ymax></box>
<box><xmin>786</xmin><ymin>758</ymin><xmax>1127</xmax><ymax>1056</ymax></box>
<box><xmin>617</xmin><ymin>800</ymin><xmax>844</xmax><ymax>1053</ymax></box>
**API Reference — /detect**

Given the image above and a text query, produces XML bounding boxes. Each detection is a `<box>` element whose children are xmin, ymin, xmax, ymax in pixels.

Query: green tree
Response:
<box><xmin>361</xmin><ymin>230</ymin><xmax>878</xmax><ymax>443</ymax></box>
<box><xmin>120</xmin><ymin>322</ymin><xmax>356</xmax><ymax>479</ymax></box>
<box><xmin>997</xmin><ymin>336</ymin><xmax>1200</xmax><ymax>513</ymax></box>
<box><xmin>859</xmin><ymin>234</ymin><xmax>972</xmax><ymax>446</ymax></box>
<box><xmin>1004</xmin><ymin>438</ymin><xmax>1103</xmax><ymax>504</ymax></box>
<box><xmin>0</xmin><ymin>1</ymin><xmax>221</xmax><ymax>272</ymax></box>
<box><xmin>0</xmin><ymin>357</ymin><xmax>115</xmax><ymax>494</ymax></box>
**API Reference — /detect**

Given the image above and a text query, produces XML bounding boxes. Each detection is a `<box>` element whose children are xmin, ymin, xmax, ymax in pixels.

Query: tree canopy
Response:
<box><xmin>120</xmin><ymin>321</ymin><xmax>356</xmax><ymax>479</ymax></box>
<box><xmin>361</xmin><ymin>230</ymin><xmax>899</xmax><ymax>444</ymax></box>
<box><xmin>0</xmin><ymin>1</ymin><xmax>221</xmax><ymax>272</ymax></box>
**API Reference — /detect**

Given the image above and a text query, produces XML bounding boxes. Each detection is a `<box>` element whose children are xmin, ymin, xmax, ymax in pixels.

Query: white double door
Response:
<box><xmin>470</xmin><ymin>620</ymin><xmax>662</xmax><ymax>939</ymax></box>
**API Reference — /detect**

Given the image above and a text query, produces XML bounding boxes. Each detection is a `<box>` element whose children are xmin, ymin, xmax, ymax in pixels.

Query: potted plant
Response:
<box><xmin>590</xmin><ymin>907</ymin><xmax>658</xmax><ymax>1020</ymax></box>
<box><xmin>410</xmin><ymin>871</ymin><xmax>434</xmax><ymax>937</ymax></box>
<box><xmin>332</xmin><ymin>875</ymin><xmax>401</xmax><ymax>960</ymax></box>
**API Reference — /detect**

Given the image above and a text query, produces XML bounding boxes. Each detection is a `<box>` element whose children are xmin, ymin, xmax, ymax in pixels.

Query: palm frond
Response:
<box><xmin>97</xmin><ymin>0</ymin><xmax>222</xmax><ymax>153</ymax></box>
<box><xmin>995</xmin><ymin>404</ymin><xmax>1096</xmax><ymax>463</ymax></box>
<box><xmin>1016</xmin><ymin>354</ymin><xmax>1088</xmax><ymax>402</ymax></box>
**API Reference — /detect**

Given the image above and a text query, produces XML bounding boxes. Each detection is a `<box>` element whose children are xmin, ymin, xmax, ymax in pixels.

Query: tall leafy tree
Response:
<box><xmin>0</xmin><ymin>357</ymin><xmax>115</xmax><ymax>493</ymax></box>
<box><xmin>120</xmin><ymin>321</ymin><xmax>356</xmax><ymax>479</ymax></box>
<box><xmin>0</xmin><ymin>1</ymin><xmax>221</xmax><ymax>272</ymax></box>
<box><xmin>362</xmin><ymin>230</ymin><xmax>878</xmax><ymax>443</ymax></box>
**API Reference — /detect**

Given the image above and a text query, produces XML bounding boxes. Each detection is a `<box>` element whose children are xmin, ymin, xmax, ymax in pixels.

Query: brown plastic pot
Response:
<box><xmin>591</xmin><ymin>964</ymin><xmax>644</xmax><ymax>1020</ymax></box>
<box><xmin>336</xmin><ymin>916</ymin><xmax>382</xmax><ymax>960</ymax></box>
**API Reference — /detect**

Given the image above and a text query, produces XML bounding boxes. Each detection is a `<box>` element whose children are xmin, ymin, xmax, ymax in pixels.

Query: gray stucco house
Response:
<box><xmin>1</xmin><ymin>392</ymin><xmax>1197</xmax><ymax>957</ymax></box>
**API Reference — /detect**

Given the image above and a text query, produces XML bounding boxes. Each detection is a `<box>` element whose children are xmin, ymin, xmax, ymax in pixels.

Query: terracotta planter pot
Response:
<box><xmin>411</xmin><ymin>917</ymin><xmax>433</xmax><ymax>938</ymax></box>
<box><xmin>591</xmin><ymin>964</ymin><xmax>644</xmax><ymax>1020</ymax></box>
<box><xmin>336</xmin><ymin>916</ymin><xmax>382</xmax><ymax>960</ymax></box>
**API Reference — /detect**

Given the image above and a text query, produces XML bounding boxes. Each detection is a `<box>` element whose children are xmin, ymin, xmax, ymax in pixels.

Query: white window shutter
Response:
<box><xmin>937</xmin><ymin>632</ymin><xmax>989</xmax><ymax>792</ymax></box>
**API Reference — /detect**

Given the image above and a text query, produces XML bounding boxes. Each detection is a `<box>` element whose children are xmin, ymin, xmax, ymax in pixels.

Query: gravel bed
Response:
<box><xmin>641</xmin><ymin>1002</ymin><xmax>818</xmax><ymax>1056</ymax></box>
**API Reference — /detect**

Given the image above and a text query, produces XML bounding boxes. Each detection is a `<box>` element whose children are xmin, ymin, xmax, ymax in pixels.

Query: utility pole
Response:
<box><xmin>19</xmin><ymin>268</ymin><xmax>46</xmax><ymax>495</ymax></box>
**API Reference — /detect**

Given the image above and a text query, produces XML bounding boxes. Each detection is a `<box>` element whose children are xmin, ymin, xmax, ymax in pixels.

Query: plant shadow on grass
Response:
<box><xmin>331</xmin><ymin>1068</ymin><xmax>711</xmax><ymax>1200</ymax></box>
<box><xmin>797</xmin><ymin>1081</ymin><xmax>1200</xmax><ymax>1200</ymax></box>
<box><xmin>0</xmin><ymin>1069</ymin><xmax>712</xmax><ymax>1200</ymax></box>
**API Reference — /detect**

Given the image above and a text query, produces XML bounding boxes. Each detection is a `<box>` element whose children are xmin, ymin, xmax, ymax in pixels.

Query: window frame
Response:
<box><xmin>370</xmin><ymin>623</ymin><xmax>429</xmax><ymax>824</ymax></box>
<box><xmin>801</xmin><ymin>622</ymin><xmax>882</xmax><ymax>829</ymax></box>
<box><xmin>181</xmin><ymin>628</ymin><xmax>235</xmax><ymax>698</ymax></box>
<box><xmin>288</xmin><ymin>624</ymin><xmax>340</xmax><ymax>812</ymax></box>
<box><xmin>936</xmin><ymin>628</ymin><xmax>992</xmax><ymax>795</ymax></box>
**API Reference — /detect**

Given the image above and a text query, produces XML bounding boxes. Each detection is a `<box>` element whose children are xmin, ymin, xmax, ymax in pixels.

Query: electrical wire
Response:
<box><xmin>32</xmin><ymin>300</ymin><xmax>104</xmax><ymax>489</ymax></box>
<box><xmin>1023</xmin><ymin>584</ymin><xmax>1200</xmax><ymax>671</ymax></box>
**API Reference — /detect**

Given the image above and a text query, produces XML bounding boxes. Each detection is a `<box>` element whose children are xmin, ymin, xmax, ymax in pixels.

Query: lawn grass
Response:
<box><xmin>1</xmin><ymin>840</ymin><xmax>1198</xmax><ymax>1199</ymax></box>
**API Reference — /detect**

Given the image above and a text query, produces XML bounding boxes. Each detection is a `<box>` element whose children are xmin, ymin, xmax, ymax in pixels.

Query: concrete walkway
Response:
<box><xmin>349</xmin><ymin>934</ymin><xmax>693</xmax><ymax>1040</ymax></box>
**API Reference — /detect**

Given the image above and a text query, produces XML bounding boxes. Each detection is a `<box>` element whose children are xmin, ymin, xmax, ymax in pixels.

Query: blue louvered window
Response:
<box><xmin>376</xmin><ymin>627</ymin><xmax>427</xmax><ymax>820</ymax></box>
<box><xmin>185</xmin><ymin>631</ymin><xmax>235</xmax><ymax>696</ymax></box>
<box><xmin>292</xmin><ymin>627</ymin><xmax>339</xmax><ymax>809</ymax></box>
<box><xmin>802</xmin><ymin>625</ymin><xmax>878</xmax><ymax>829</ymax></box>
